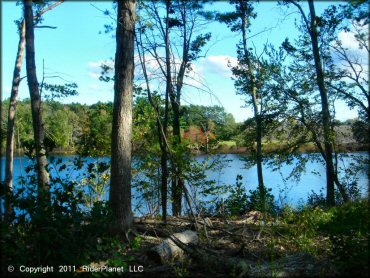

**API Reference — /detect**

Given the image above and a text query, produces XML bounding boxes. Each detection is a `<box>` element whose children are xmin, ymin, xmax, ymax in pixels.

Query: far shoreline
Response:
<box><xmin>1</xmin><ymin>142</ymin><xmax>368</xmax><ymax>159</ymax></box>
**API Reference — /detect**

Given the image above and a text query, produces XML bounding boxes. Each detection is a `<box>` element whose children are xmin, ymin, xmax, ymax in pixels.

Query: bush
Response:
<box><xmin>248</xmin><ymin>186</ymin><xmax>276</xmax><ymax>214</ymax></box>
<box><xmin>279</xmin><ymin>199</ymin><xmax>369</xmax><ymax>272</ymax></box>
<box><xmin>218</xmin><ymin>175</ymin><xmax>276</xmax><ymax>216</ymax></box>
<box><xmin>222</xmin><ymin>175</ymin><xmax>249</xmax><ymax>215</ymax></box>
<box><xmin>1</xmin><ymin>158</ymin><xmax>132</xmax><ymax>271</ymax></box>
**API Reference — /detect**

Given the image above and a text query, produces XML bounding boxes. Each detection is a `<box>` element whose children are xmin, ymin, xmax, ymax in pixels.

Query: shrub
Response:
<box><xmin>248</xmin><ymin>186</ymin><xmax>276</xmax><ymax>214</ymax></box>
<box><xmin>222</xmin><ymin>175</ymin><xmax>249</xmax><ymax>215</ymax></box>
<box><xmin>219</xmin><ymin>175</ymin><xmax>276</xmax><ymax>216</ymax></box>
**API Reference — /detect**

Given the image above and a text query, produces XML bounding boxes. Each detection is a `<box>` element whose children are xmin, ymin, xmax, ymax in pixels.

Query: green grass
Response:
<box><xmin>218</xmin><ymin>140</ymin><xmax>237</xmax><ymax>147</ymax></box>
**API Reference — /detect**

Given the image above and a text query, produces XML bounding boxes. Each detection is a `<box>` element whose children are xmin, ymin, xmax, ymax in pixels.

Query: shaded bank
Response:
<box><xmin>200</xmin><ymin>142</ymin><xmax>369</xmax><ymax>155</ymax></box>
<box><xmin>2</xmin><ymin>141</ymin><xmax>368</xmax><ymax>158</ymax></box>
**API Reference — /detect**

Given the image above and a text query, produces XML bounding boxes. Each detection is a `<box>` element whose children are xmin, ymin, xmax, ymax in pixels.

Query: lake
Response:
<box><xmin>1</xmin><ymin>152</ymin><xmax>368</xmax><ymax>214</ymax></box>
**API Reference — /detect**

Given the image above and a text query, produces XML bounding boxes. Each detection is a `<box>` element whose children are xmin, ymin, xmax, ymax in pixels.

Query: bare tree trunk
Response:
<box><xmin>4</xmin><ymin>20</ymin><xmax>26</xmax><ymax>221</ymax></box>
<box><xmin>109</xmin><ymin>0</ymin><xmax>136</xmax><ymax>234</ymax></box>
<box><xmin>24</xmin><ymin>0</ymin><xmax>50</xmax><ymax>206</ymax></box>
<box><xmin>307</xmin><ymin>0</ymin><xmax>348</xmax><ymax>206</ymax></box>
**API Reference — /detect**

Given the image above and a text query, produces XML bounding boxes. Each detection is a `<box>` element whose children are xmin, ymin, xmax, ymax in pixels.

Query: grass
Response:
<box><xmin>218</xmin><ymin>140</ymin><xmax>237</xmax><ymax>147</ymax></box>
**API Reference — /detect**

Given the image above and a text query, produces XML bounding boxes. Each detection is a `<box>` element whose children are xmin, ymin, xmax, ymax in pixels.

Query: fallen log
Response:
<box><xmin>167</xmin><ymin>233</ymin><xmax>253</xmax><ymax>275</ymax></box>
<box><xmin>169</xmin><ymin>235</ymin><xmax>334</xmax><ymax>277</ymax></box>
<box><xmin>147</xmin><ymin>230</ymin><xmax>198</xmax><ymax>264</ymax></box>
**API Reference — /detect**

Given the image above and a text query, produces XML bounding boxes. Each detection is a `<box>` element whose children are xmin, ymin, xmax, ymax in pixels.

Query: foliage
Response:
<box><xmin>215</xmin><ymin>174</ymin><xmax>276</xmax><ymax>216</ymax></box>
<box><xmin>77</xmin><ymin>102</ymin><xmax>113</xmax><ymax>157</ymax></box>
<box><xmin>351</xmin><ymin>119</ymin><xmax>369</xmax><ymax>144</ymax></box>
<box><xmin>77</xmin><ymin>159</ymin><xmax>111</xmax><ymax>209</ymax></box>
<box><xmin>222</xmin><ymin>175</ymin><xmax>249</xmax><ymax>216</ymax></box>
<box><xmin>321</xmin><ymin>201</ymin><xmax>369</xmax><ymax>276</ymax></box>
<box><xmin>278</xmin><ymin>199</ymin><xmax>369</xmax><ymax>270</ymax></box>
<box><xmin>248</xmin><ymin>185</ymin><xmax>276</xmax><ymax>214</ymax></box>
<box><xmin>1</xmin><ymin>156</ymin><xmax>136</xmax><ymax>271</ymax></box>
<box><xmin>182</xmin><ymin>105</ymin><xmax>238</xmax><ymax>142</ymax></box>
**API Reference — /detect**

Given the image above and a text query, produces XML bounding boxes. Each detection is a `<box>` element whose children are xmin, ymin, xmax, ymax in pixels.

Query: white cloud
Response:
<box><xmin>337</xmin><ymin>31</ymin><xmax>359</xmax><ymax>50</ymax></box>
<box><xmin>336</xmin><ymin>24</ymin><xmax>368</xmax><ymax>63</ymax></box>
<box><xmin>197</xmin><ymin>55</ymin><xmax>238</xmax><ymax>77</ymax></box>
<box><xmin>334</xmin><ymin>28</ymin><xmax>368</xmax><ymax>83</ymax></box>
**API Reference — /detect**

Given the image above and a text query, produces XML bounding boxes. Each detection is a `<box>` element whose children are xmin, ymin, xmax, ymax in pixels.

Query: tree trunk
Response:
<box><xmin>24</xmin><ymin>0</ymin><xmax>50</xmax><ymax>206</ymax></box>
<box><xmin>307</xmin><ymin>0</ymin><xmax>348</xmax><ymax>206</ymax></box>
<box><xmin>240</xmin><ymin>1</ymin><xmax>266</xmax><ymax>203</ymax></box>
<box><xmin>255</xmin><ymin>113</ymin><xmax>265</xmax><ymax>193</ymax></box>
<box><xmin>109</xmin><ymin>0</ymin><xmax>136</xmax><ymax>234</ymax></box>
<box><xmin>4</xmin><ymin>20</ymin><xmax>26</xmax><ymax>221</ymax></box>
<box><xmin>171</xmin><ymin>100</ymin><xmax>183</xmax><ymax>216</ymax></box>
<box><xmin>170</xmin><ymin>1</ymin><xmax>191</xmax><ymax>217</ymax></box>
<box><xmin>160</xmin><ymin>140</ymin><xmax>168</xmax><ymax>222</ymax></box>
<box><xmin>164</xmin><ymin>0</ymin><xmax>176</xmax><ymax>217</ymax></box>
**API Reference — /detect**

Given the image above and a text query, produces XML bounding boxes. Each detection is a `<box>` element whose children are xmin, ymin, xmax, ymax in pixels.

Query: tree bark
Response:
<box><xmin>4</xmin><ymin>20</ymin><xmax>26</xmax><ymax>221</ymax></box>
<box><xmin>171</xmin><ymin>100</ymin><xmax>183</xmax><ymax>216</ymax></box>
<box><xmin>109</xmin><ymin>0</ymin><xmax>136</xmax><ymax>234</ymax></box>
<box><xmin>307</xmin><ymin>0</ymin><xmax>348</xmax><ymax>206</ymax></box>
<box><xmin>24</xmin><ymin>0</ymin><xmax>50</xmax><ymax>206</ymax></box>
<box><xmin>160</xmin><ymin>140</ymin><xmax>169</xmax><ymax>222</ymax></box>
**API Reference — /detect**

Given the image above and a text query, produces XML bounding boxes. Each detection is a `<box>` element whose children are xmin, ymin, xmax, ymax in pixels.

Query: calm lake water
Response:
<box><xmin>1</xmin><ymin>152</ymin><xmax>368</xmax><ymax>213</ymax></box>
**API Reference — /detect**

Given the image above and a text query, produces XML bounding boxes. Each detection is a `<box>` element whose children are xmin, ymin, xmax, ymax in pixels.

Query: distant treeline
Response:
<box><xmin>1</xmin><ymin>98</ymin><xmax>240</xmax><ymax>156</ymax></box>
<box><xmin>1</xmin><ymin>98</ymin><xmax>366</xmax><ymax>156</ymax></box>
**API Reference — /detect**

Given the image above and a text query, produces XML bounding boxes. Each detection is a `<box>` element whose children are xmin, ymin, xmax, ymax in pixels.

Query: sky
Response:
<box><xmin>1</xmin><ymin>0</ymin><xmax>363</xmax><ymax>123</ymax></box>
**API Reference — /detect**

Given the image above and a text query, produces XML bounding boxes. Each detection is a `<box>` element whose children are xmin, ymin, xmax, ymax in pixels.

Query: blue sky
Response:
<box><xmin>1</xmin><ymin>0</ymin><xmax>359</xmax><ymax>122</ymax></box>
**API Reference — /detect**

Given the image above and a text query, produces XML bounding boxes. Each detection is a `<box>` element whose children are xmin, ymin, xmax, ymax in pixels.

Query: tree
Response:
<box><xmin>4</xmin><ymin>19</ymin><xmax>26</xmax><ymax>221</ymax></box>
<box><xmin>218</xmin><ymin>0</ymin><xmax>269</xmax><ymax>210</ymax></box>
<box><xmin>137</xmin><ymin>0</ymin><xmax>212</xmax><ymax>216</ymax></box>
<box><xmin>136</xmin><ymin>1</ymin><xmax>171</xmax><ymax>221</ymax></box>
<box><xmin>109</xmin><ymin>0</ymin><xmax>136</xmax><ymax>234</ymax></box>
<box><xmin>4</xmin><ymin>0</ymin><xmax>64</xmax><ymax>221</ymax></box>
<box><xmin>286</xmin><ymin>0</ymin><xmax>349</xmax><ymax>206</ymax></box>
<box><xmin>24</xmin><ymin>0</ymin><xmax>51</xmax><ymax>208</ymax></box>
<box><xmin>182</xmin><ymin>104</ymin><xmax>237</xmax><ymax>151</ymax></box>
<box><xmin>328</xmin><ymin>1</ymin><xmax>369</xmax><ymax>143</ymax></box>
<box><xmin>76</xmin><ymin>102</ymin><xmax>112</xmax><ymax>156</ymax></box>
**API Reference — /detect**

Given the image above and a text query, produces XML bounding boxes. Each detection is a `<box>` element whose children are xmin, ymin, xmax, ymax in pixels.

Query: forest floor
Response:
<box><xmin>80</xmin><ymin>206</ymin><xmax>369</xmax><ymax>278</ymax></box>
<box><xmin>2</xmin><ymin>200</ymin><xmax>368</xmax><ymax>277</ymax></box>
<box><xmin>124</xmin><ymin>214</ymin><xmax>336</xmax><ymax>277</ymax></box>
